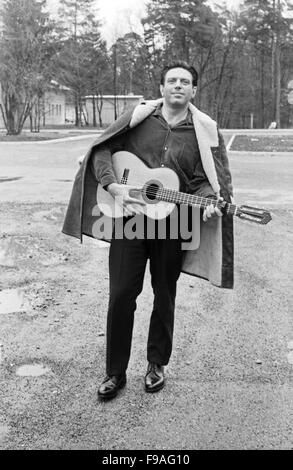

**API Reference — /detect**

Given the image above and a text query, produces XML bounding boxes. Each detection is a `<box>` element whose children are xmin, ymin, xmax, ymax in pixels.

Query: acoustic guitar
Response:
<box><xmin>97</xmin><ymin>151</ymin><xmax>272</xmax><ymax>225</ymax></box>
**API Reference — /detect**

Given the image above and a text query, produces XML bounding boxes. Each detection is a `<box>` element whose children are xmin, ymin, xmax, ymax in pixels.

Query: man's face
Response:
<box><xmin>160</xmin><ymin>67</ymin><xmax>196</xmax><ymax>107</ymax></box>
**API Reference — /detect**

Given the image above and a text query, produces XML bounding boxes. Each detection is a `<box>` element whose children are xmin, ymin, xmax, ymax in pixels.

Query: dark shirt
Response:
<box><xmin>91</xmin><ymin>104</ymin><xmax>214</xmax><ymax>196</ymax></box>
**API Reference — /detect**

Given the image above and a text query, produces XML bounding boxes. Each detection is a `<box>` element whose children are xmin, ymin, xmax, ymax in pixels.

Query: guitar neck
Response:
<box><xmin>156</xmin><ymin>188</ymin><xmax>238</xmax><ymax>216</ymax></box>
<box><xmin>116</xmin><ymin>155</ymin><xmax>271</xmax><ymax>225</ymax></box>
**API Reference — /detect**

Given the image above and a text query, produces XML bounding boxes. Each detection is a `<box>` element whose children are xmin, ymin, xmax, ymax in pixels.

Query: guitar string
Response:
<box><xmin>123</xmin><ymin>184</ymin><xmax>269</xmax><ymax>221</ymax></box>
<box><xmin>120</xmin><ymin>185</ymin><xmax>269</xmax><ymax>222</ymax></box>
<box><xmin>129</xmin><ymin>186</ymin><xmax>238</xmax><ymax>215</ymax></box>
<box><xmin>120</xmin><ymin>178</ymin><xmax>237</xmax><ymax>213</ymax></box>
<box><xmin>120</xmin><ymin>166</ymin><xmax>270</xmax><ymax>222</ymax></box>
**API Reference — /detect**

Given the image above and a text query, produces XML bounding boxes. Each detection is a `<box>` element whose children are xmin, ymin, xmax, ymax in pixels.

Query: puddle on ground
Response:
<box><xmin>0</xmin><ymin>240</ymin><xmax>15</xmax><ymax>267</ymax></box>
<box><xmin>0</xmin><ymin>288</ymin><xmax>30</xmax><ymax>314</ymax></box>
<box><xmin>0</xmin><ymin>236</ymin><xmax>65</xmax><ymax>267</ymax></box>
<box><xmin>54</xmin><ymin>179</ymin><xmax>73</xmax><ymax>183</ymax></box>
<box><xmin>287</xmin><ymin>351</ymin><xmax>293</xmax><ymax>365</ymax></box>
<box><xmin>32</xmin><ymin>206</ymin><xmax>64</xmax><ymax>221</ymax></box>
<box><xmin>15</xmin><ymin>363</ymin><xmax>51</xmax><ymax>377</ymax></box>
<box><xmin>0</xmin><ymin>424</ymin><xmax>9</xmax><ymax>440</ymax></box>
<box><xmin>0</xmin><ymin>237</ymin><xmax>31</xmax><ymax>267</ymax></box>
<box><xmin>0</xmin><ymin>177</ymin><xmax>23</xmax><ymax>183</ymax></box>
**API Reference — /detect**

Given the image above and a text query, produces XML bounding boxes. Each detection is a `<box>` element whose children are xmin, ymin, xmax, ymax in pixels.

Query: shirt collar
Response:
<box><xmin>153</xmin><ymin>103</ymin><xmax>193</xmax><ymax>125</ymax></box>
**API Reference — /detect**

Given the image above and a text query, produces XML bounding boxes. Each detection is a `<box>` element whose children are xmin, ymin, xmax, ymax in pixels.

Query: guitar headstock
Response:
<box><xmin>236</xmin><ymin>205</ymin><xmax>272</xmax><ymax>225</ymax></box>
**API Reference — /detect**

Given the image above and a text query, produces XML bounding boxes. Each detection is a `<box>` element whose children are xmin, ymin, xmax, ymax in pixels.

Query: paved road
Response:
<box><xmin>1</xmin><ymin>134</ymin><xmax>292</xmax><ymax>208</ymax></box>
<box><xmin>1</xmin><ymin>136</ymin><xmax>293</xmax><ymax>450</ymax></box>
<box><xmin>0</xmin><ymin>135</ymin><xmax>99</xmax><ymax>203</ymax></box>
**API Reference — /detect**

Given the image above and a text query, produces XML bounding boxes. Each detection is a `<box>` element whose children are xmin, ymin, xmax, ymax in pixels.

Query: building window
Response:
<box><xmin>47</xmin><ymin>103</ymin><xmax>63</xmax><ymax>118</ymax></box>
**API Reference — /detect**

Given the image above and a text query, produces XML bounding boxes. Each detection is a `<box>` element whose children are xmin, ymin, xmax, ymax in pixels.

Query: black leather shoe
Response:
<box><xmin>144</xmin><ymin>363</ymin><xmax>164</xmax><ymax>393</ymax></box>
<box><xmin>98</xmin><ymin>374</ymin><xmax>126</xmax><ymax>400</ymax></box>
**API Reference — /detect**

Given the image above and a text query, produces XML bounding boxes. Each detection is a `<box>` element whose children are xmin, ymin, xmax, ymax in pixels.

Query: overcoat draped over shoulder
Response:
<box><xmin>62</xmin><ymin>99</ymin><xmax>234</xmax><ymax>289</ymax></box>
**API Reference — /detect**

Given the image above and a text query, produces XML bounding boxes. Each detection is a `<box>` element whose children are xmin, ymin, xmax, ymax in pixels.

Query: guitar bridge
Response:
<box><xmin>120</xmin><ymin>168</ymin><xmax>129</xmax><ymax>185</ymax></box>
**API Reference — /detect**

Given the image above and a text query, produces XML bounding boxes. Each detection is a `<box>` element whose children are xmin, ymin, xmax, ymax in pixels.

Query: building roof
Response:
<box><xmin>84</xmin><ymin>95</ymin><xmax>144</xmax><ymax>99</ymax></box>
<box><xmin>50</xmin><ymin>80</ymin><xmax>71</xmax><ymax>91</ymax></box>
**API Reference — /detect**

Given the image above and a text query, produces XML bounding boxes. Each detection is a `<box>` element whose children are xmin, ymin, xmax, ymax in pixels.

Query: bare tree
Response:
<box><xmin>0</xmin><ymin>0</ymin><xmax>53</xmax><ymax>134</ymax></box>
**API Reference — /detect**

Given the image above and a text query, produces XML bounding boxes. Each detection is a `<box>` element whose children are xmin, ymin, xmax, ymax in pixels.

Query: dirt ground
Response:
<box><xmin>0</xmin><ymin>133</ymin><xmax>293</xmax><ymax>450</ymax></box>
<box><xmin>231</xmin><ymin>135</ymin><xmax>293</xmax><ymax>152</ymax></box>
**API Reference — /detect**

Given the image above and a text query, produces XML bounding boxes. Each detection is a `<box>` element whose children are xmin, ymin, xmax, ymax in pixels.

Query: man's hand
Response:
<box><xmin>203</xmin><ymin>196</ymin><xmax>223</xmax><ymax>222</ymax></box>
<box><xmin>107</xmin><ymin>183</ymin><xmax>146</xmax><ymax>217</ymax></box>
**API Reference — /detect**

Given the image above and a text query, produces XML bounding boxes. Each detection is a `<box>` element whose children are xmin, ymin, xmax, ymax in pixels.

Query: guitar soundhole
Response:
<box><xmin>145</xmin><ymin>183</ymin><xmax>160</xmax><ymax>201</ymax></box>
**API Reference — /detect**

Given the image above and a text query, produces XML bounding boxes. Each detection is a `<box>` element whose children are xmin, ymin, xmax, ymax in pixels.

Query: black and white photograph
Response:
<box><xmin>0</xmin><ymin>0</ymin><xmax>293</xmax><ymax>453</ymax></box>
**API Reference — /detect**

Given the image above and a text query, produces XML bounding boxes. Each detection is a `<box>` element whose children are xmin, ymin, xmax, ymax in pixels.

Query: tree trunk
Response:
<box><xmin>96</xmin><ymin>94</ymin><xmax>103</xmax><ymax>127</ymax></box>
<box><xmin>81</xmin><ymin>106</ymin><xmax>88</xmax><ymax>126</ymax></box>
<box><xmin>29</xmin><ymin>98</ymin><xmax>41</xmax><ymax>133</ymax></box>
<box><xmin>113</xmin><ymin>44</ymin><xmax>118</xmax><ymax>120</ymax></box>
<box><xmin>0</xmin><ymin>104</ymin><xmax>8</xmax><ymax>129</ymax></box>
<box><xmin>5</xmin><ymin>95</ymin><xmax>21</xmax><ymax>135</ymax></box>
<box><xmin>92</xmin><ymin>96</ymin><xmax>97</xmax><ymax>127</ymax></box>
<box><xmin>260</xmin><ymin>51</ymin><xmax>265</xmax><ymax>128</ymax></box>
<box><xmin>274</xmin><ymin>0</ymin><xmax>281</xmax><ymax>128</ymax></box>
<box><xmin>74</xmin><ymin>96</ymin><xmax>80</xmax><ymax>127</ymax></box>
<box><xmin>275</xmin><ymin>42</ymin><xmax>281</xmax><ymax>128</ymax></box>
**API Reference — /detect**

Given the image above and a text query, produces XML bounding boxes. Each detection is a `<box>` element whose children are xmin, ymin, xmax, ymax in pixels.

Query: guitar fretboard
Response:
<box><xmin>116</xmin><ymin>157</ymin><xmax>271</xmax><ymax>225</ymax></box>
<box><xmin>157</xmin><ymin>188</ymin><xmax>238</xmax><ymax>216</ymax></box>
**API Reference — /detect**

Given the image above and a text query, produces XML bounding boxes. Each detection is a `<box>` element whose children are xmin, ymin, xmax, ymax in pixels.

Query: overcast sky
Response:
<box><xmin>98</xmin><ymin>0</ymin><xmax>243</xmax><ymax>41</ymax></box>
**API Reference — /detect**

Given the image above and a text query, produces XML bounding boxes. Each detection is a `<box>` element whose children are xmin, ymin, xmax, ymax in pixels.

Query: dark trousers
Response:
<box><xmin>106</xmin><ymin>235</ymin><xmax>183</xmax><ymax>375</ymax></box>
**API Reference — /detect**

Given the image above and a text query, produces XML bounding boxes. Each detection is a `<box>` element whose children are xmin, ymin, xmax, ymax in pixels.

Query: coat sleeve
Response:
<box><xmin>90</xmin><ymin>134</ymin><xmax>126</xmax><ymax>189</ymax></box>
<box><xmin>218</xmin><ymin>130</ymin><xmax>233</xmax><ymax>197</ymax></box>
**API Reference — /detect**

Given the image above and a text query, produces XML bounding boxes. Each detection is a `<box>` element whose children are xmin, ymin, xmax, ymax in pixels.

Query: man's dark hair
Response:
<box><xmin>160</xmin><ymin>61</ymin><xmax>198</xmax><ymax>87</ymax></box>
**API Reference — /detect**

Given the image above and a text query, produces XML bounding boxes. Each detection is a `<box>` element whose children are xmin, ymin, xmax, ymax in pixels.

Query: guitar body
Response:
<box><xmin>97</xmin><ymin>151</ymin><xmax>180</xmax><ymax>219</ymax></box>
<box><xmin>96</xmin><ymin>151</ymin><xmax>272</xmax><ymax>226</ymax></box>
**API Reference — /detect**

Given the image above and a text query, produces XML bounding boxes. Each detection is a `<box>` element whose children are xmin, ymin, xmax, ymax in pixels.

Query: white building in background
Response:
<box><xmin>0</xmin><ymin>82</ymin><xmax>143</xmax><ymax>129</ymax></box>
<box><xmin>83</xmin><ymin>94</ymin><xmax>144</xmax><ymax>126</ymax></box>
<box><xmin>0</xmin><ymin>81</ymin><xmax>69</xmax><ymax>129</ymax></box>
<box><xmin>42</xmin><ymin>81</ymin><xmax>69</xmax><ymax>126</ymax></box>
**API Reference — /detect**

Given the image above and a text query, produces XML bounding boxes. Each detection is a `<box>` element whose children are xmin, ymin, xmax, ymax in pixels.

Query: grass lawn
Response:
<box><xmin>0</xmin><ymin>131</ymin><xmax>98</xmax><ymax>141</ymax></box>
<box><xmin>1</xmin><ymin>130</ymin><xmax>293</xmax><ymax>151</ymax></box>
<box><xmin>231</xmin><ymin>135</ymin><xmax>293</xmax><ymax>152</ymax></box>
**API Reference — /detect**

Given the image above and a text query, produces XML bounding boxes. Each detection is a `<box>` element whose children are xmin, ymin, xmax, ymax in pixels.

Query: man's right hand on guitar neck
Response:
<box><xmin>106</xmin><ymin>183</ymin><xmax>146</xmax><ymax>217</ymax></box>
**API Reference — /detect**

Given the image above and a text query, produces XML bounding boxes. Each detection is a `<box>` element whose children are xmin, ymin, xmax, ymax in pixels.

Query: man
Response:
<box><xmin>62</xmin><ymin>62</ymin><xmax>234</xmax><ymax>400</ymax></box>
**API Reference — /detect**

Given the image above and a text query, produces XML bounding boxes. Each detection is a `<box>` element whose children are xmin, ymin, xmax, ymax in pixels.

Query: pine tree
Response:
<box><xmin>54</xmin><ymin>0</ymin><xmax>108</xmax><ymax>126</ymax></box>
<box><xmin>239</xmin><ymin>0</ymin><xmax>293</xmax><ymax>127</ymax></box>
<box><xmin>141</xmin><ymin>0</ymin><xmax>219</xmax><ymax>98</ymax></box>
